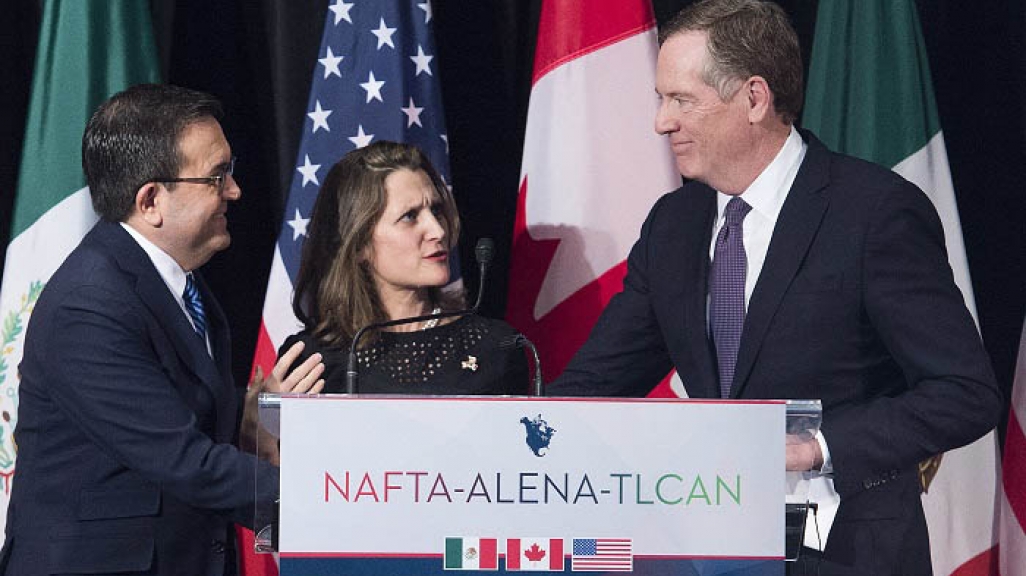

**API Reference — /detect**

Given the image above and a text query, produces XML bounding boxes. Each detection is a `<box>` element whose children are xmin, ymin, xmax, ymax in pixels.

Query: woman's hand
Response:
<box><xmin>264</xmin><ymin>341</ymin><xmax>325</xmax><ymax>394</ymax></box>
<box><xmin>239</xmin><ymin>341</ymin><xmax>325</xmax><ymax>465</ymax></box>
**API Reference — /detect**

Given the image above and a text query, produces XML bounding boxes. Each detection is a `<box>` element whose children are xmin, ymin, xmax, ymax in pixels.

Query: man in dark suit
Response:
<box><xmin>0</xmin><ymin>85</ymin><xmax>323</xmax><ymax>575</ymax></box>
<box><xmin>549</xmin><ymin>1</ymin><xmax>1001</xmax><ymax>574</ymax></box>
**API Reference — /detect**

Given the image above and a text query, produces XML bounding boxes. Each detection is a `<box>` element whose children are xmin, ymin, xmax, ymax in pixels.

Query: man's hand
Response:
<box><xmin>786</xmin><ymin>434</ymin><xmax>824</xmax><ymax>471</ymax></box>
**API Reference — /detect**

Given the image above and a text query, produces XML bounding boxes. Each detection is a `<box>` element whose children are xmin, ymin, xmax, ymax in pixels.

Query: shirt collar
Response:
<box><xmin>716</xmin><ymin>126</ymin><xmax>805</xmax><ymax>222</ymax></box>
<box><xmin>120</xmin><ymin>222</ymin><xmax>190</xmax><ymax>299</ymax></box>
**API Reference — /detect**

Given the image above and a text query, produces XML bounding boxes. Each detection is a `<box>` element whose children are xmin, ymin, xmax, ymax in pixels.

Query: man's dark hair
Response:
<box><xmin>82</xmin><ymin>84</ymin><xmax>223</xmax><ymax>221</ymax></box>
<box><xmin>658</xmin><ymin>0</ymin><xmax>803</xmax><ymax>124</ymax></box>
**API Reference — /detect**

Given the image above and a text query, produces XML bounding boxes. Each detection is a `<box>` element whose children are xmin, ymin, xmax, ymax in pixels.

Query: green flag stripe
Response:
<box><xmin>11</xmin><ymin>0</ymin><xmax>161</xmax><ymax>239</ymax></box>
<box><xmin>802</xmin><ymin>4</ymin><xmax>994</xmax><ymax>573</ymax></box>
<box><xmin>445</xmin><ymin>538</ymin><xmax>464</xmax><ymax>568</ymax></box>
<box><xmin>802</xmin><ymin>0</ymin><xmax>942</xmax><ymax>168</ymax></box>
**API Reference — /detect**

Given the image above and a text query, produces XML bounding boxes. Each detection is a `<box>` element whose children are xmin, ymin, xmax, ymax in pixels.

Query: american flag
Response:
<box><xmin>570</xmin><ymin>538</ymin><xmax>632</xmax><ymax>572</ymax></box>
<box><xmin>249</xmin><ymin>0</ymin><xmax>458</xmax><ymax>376</ymax></box>
<box><xmin>241</xmin><ymin>2</ymin><xmax>455</xmax><ymax>574</ymax></box>
<box><xmin>1000</xmin><ymin>316</ymin><xmax>1026</xmax><ymax>575</ymax></box>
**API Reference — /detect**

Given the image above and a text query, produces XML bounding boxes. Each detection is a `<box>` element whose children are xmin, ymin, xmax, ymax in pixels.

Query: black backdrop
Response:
<box><xmin>2</xmin><ymin>0</ymin><xmax>1024</xmax><ymax>439</ymax></box>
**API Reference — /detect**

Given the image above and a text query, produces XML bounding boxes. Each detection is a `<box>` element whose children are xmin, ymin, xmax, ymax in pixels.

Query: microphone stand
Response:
<box><xmin>500</xmin><ymin>334</ymin><xmax>544</xmax><ymax>396</ymax></box>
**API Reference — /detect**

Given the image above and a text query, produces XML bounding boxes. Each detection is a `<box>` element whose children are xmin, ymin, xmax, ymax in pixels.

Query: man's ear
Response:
<box><xmin>134</xmin><ymin>182</ymin><xmax>164</xmax><ymax>227</ymax></box>
<box><xmin>745</xmin><ymin>75</ymin><xmax>773</xmax><ymax>124</ymax></box>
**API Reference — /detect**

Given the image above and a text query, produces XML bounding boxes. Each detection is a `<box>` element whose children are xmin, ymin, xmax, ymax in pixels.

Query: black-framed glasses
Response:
<box><xmin>150</xmin><ymin>156</ymin><xmax>236</xmax><ymax>195</ymax></box>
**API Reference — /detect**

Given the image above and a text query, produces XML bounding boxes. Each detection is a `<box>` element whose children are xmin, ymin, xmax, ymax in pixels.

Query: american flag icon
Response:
<box><xmin>571</xmin><ymin>538</ymin><xmax>633</xmax><ymax>572</ymax></box>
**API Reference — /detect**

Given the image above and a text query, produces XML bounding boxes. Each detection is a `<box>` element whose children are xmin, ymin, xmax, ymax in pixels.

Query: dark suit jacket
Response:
<box><xmin>551</xmin><ymin>131</ymin><xmax>1001</xmax><ymax>574</ymax></box>
<box><xmin>0</xmin><ymin>221</ymin><xmax>278</xmax><ymax>576</ymax></box>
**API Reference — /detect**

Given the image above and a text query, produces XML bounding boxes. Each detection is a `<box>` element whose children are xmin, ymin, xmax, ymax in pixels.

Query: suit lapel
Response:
<box><xmin>680</xmin><ymin>187</ymin><xmax>720</xmax><ymax>398</ymax></box>
<box><xmin>195</xmin><ymin>272</ymin><xmax>238</xmax><ymax>442</ymax></box>
<box><xmin>100</xmin><ymin>223</ymin><xmax>231</xmax><ymax>408</ymax></box>
<box><xmin>731</xmin><ymin>134</ymin><xmax>831</xmax><ymax>398</ymax></box>
<box><xmin>134</xmin><ymin>266</ymin><xmax>229</xmax><ymax>401</ymax></box>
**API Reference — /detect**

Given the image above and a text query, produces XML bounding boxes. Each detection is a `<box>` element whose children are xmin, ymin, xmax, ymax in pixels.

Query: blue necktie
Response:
<box><xmin>182</xmin><ymin>273</ymin><xmax>207</xmax><ymax>341</ymax></box>
<box><xmin>709</xmin><ymin>197</ymin><xmax>752</xmax><ymax>398</ymax></box>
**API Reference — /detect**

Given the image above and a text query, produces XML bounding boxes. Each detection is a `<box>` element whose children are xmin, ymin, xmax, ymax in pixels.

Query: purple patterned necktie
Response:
<box><xmin>709</xmin><ymin>197</ymin><xmax>752</xmax><ymax>398</ymax></box>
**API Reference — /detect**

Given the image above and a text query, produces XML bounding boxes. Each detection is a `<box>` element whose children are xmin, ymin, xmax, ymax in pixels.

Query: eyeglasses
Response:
<box><xmin>150</xmin><ymin>156</ymin><xmax>236</xmax><ymax>195</ymax></box>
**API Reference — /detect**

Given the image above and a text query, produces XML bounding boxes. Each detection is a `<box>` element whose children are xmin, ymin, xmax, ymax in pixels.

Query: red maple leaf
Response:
<box><xmin>505</xmin><ymin>178</ymin><xmax>677</xmax><ymax>397</ymax></box>
<box><xmin>524</xmin><ymin>543</ymin><xmax>547</xmax><ymax>562</ymax></box>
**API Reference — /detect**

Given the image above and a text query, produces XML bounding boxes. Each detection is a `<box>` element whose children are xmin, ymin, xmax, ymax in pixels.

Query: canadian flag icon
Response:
<box><xmin>506</xmin><ymin>538</ymin><xmax>564</xmax><ymax>571</ymax></box>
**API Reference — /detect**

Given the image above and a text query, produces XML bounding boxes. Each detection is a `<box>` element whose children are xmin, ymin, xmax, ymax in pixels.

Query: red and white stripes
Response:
<box><xmin>999</xmin><ymin>318</ymin><xmax>1026</xmax><ymax>576</ymax></box>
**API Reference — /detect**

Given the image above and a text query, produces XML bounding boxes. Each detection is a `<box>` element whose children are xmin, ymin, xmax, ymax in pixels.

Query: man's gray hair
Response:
<box><xmin>658</xmin><ymin>0</ymin><xmax>803</xmax><ymax>124</ymax></box>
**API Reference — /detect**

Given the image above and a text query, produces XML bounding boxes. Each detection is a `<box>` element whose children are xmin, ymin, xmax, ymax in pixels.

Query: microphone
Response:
<box><xmin>472</xmin><ymin>238</ymin><xmax>494</xmax><ymax>311</ymax></box>
<box><xmin>345</xmin><ymin>238</ymin><xmax>494</xmax><ymax>394</ymax></box>
<box><xmin>500</xmin><ymin>333</ymin><xmax>544</xmax><ymax>397</ymax></box>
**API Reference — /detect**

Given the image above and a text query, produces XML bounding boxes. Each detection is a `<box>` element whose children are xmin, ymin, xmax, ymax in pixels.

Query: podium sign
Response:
<box><xmin>278</xmin><ymin>396</ymin><xmax>785</xmax><ymax>574</ymax></box>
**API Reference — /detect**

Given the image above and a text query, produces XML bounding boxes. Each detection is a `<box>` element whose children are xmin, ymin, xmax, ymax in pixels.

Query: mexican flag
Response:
<box><xmin>444</xmin><ymin>537</ymin><xmax>498</xmax><ymax>570</ymax></box>
<box><xmin>803</xmin><ymin>1</ymin><xmax>999</xmax><ymax>574</ymax></box>
<box><xmin>0</xmin><ymin>0</ymin><xmax>160</xmax><ymax>533</ymax></box>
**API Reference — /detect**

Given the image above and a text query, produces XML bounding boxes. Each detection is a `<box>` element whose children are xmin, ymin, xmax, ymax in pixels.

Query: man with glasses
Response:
<box><xmin>0</xmin><ymin>84</ymin><xmax>323</xmax><ymax>576</ymax></box>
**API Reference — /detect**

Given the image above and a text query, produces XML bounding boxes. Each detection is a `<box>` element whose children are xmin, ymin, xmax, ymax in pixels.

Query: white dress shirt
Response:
<box><xmin>121</xmin><ymin>223</ymin><xmax>212</xmax><ymax>356</ymax></box>
<box><xmin>707</xmin><ymin>127</ymin><xmax>839</xmax><ymax>549</ymax></box>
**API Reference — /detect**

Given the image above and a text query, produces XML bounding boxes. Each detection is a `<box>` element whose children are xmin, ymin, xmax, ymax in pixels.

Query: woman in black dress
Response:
<box><xmin>279</xmin><ymin>141</ymin><xmax>528</xmax><ymax>394</ymax></box>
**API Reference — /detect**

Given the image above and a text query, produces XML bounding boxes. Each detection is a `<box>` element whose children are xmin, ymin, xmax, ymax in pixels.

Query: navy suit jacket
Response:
<box><xmin>551</xmin><ymin>131</ymin><xmax>1001</xmax><ymax>573</ymax></box>
<box><xmin>0</xmin><ymin>221</ymin><xmax>278</xmax><ymax>576</ymax></box>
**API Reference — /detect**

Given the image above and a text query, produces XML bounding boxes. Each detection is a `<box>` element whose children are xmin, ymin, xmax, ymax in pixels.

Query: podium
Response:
<box><xmin>255</xmin><ymin>396</ymin><xmax>821</xmax><ymax>576</ymax></box>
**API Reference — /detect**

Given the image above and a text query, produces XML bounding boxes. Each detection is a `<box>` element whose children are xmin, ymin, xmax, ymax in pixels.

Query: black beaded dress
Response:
<box><xmin>279</xmin><ymin>315</ymin><xmax>530</xmax><ymax>395</ymax></box>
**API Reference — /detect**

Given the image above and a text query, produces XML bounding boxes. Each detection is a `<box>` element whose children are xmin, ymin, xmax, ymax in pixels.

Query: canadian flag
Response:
<box><xmin>506</xmin><ymin>537</ymin><xmax>565</xmax><ymax>571</ymax></box>
<box><xmin>506</xmin><ymin>0</ymin><xmax>680</xmax><ymax>394</ymax></box>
